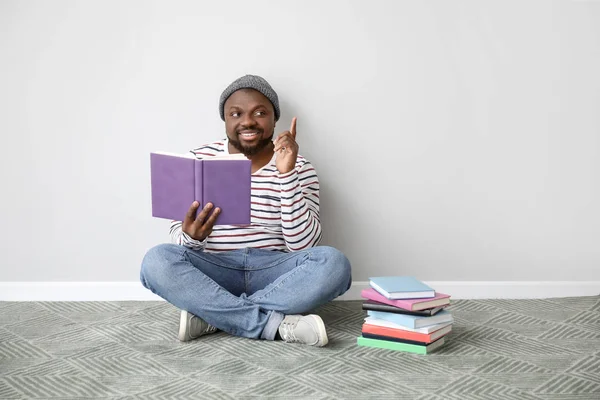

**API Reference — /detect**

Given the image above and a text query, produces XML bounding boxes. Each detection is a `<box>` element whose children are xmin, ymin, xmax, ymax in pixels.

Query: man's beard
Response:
<box><xmin>228</xmin><ymin>131</ymin><xmax>273</xmax><ymax>156</ymax></box>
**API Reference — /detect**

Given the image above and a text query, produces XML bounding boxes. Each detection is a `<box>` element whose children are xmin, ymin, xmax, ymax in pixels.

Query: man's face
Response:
<box><xmin>224</xmin><ymin>89</ymin><xmax>276</xmax><ymax>156</ymax></box>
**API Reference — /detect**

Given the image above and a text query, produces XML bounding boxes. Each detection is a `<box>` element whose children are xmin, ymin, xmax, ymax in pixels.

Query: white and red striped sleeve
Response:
<box><xmin>169</xmin><ymin>220</ymin><xmax>207</xmax><ymax>251</ymax></box>
<box><xmin>278</xmin><ymin>159</ymin><xmax>322</xmax><ymax>251</ymax></box>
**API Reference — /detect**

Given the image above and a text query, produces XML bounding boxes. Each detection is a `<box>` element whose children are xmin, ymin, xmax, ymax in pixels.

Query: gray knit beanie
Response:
<box><xmin>219</xmin><ymin>75</ymin><xmax>280</xmax><ymax>121</ymax></box>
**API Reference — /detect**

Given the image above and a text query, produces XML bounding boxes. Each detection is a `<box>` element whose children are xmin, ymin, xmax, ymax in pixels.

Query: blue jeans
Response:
<box><xmin>140</xmin><ymin>244</ymin><xmax>352</xmax><ymax>340</ymax></box>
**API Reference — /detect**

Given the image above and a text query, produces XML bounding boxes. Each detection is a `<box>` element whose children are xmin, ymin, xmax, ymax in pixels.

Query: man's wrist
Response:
<box><xmin>278</xmin><ymin>168</ymin><xmax>297</xmax><ymax>180</ymax></box>
<box><xmin>181</xmin><ymin>231</ymin><xmax>207</xmax><ymax>250</ymax></box>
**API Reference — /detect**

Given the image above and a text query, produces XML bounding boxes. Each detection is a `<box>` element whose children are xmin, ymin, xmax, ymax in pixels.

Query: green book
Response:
<box><xmin>357</xmin><ymin>335</ymin><xmax>446</xmax><ymax>354</ymax></box>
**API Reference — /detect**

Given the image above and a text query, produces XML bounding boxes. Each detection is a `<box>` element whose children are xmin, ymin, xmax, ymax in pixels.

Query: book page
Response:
<box><xmin>204</xmin><ymin>154</ymin><xmax>248</xmax><ymax>161</ymax></box>
<box><xmin>151</xmin><ymin>152</ymin><xmax>247</xmax><ymax>161</ymax></box>
<box><xmin>151</xmin><ymin>151</ymin><xmax>195</xmax><ymax>159</ymax></box>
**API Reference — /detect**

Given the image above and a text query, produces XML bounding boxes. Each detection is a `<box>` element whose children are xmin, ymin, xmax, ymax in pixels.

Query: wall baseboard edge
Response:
<box><xmin>335</xmin><ymin>281</ymin><xmax>600</xmax><ymax>301</ymax></box>
<box><xmin>1</xmin><ymin>281</ymin><xmax>598</xmax><ymax>301</ymax></box>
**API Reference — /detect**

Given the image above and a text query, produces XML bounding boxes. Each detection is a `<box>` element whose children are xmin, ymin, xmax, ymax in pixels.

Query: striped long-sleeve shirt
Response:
<box><xmin>169</xmin><ymin>138</ymin><xmax>322</xmax><ymax>252</ymax></box>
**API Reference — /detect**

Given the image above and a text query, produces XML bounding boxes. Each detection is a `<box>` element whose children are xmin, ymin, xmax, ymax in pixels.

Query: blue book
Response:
<box><xmin>367</xmin><ymin>309</ymin><xmax>453</xmax><ymax>329</ymax></box>
<box><xmin>369</xmin><ymin>276</ymin><xmax>435</xmax><ymax>299</ymax></box>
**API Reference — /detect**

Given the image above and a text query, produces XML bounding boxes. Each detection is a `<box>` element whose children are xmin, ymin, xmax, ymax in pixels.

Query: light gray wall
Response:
<box><xmin>1</xmin><ymin>1</ymin><xmax>599</xmax><ymax>282</ymax></box>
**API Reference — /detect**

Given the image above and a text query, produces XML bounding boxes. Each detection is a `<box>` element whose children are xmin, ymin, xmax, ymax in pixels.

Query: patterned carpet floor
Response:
<box><xmin>0</xmin><ymin>296</ymin><xmax>599</xmax><ymax>399</ymax></box>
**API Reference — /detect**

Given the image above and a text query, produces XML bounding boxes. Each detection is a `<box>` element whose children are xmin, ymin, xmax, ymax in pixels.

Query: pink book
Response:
<box><xmin>361</xmin><ymin>288</ymin><xmax>450</xmax><ymax>311</ymax></box>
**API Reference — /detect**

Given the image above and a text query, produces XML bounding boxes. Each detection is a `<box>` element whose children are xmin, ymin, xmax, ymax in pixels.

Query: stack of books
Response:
<box><xmin>357</xmin><ymin>276</ymin><xmax>452</xmax><ymax>354</ymax></box>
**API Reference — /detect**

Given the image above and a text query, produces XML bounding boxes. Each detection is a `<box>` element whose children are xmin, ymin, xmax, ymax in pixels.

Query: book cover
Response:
<box><xmin>367</xmin><ymin>309</ymin><xmax>453</xmax><ymax>329</ymax></box>
<box><xmin>362</xmin><ymin>300</ymin><xmax>446</xmax><ymax>316</ymax></box>
<box><xmin>369</xmin><ymin>276</ymin><xmax>435</xmax><ymax>299</ymax></box>
<box><xmin>357</xmin><ymin>335</ymin><xmax>446</xmax><ymax>354</ymax></box>
<box><xmin>150</xmin><ymin>152</ymin><xmax>251</xmax><ymax>225</ymax></box>
<box><xmin>361</xmin><ymin>288</ymin><xmax>450</xmax><ymax>311</ymax></box>
<box><xmin>362</xmin><ymin>323</ymin><xmax>452</xmax><ymax>344</ymax></box>
<box><xmin>364</xmin><ymin>317</ymin><xmax>452</xmax><ymax>334</ymax></box>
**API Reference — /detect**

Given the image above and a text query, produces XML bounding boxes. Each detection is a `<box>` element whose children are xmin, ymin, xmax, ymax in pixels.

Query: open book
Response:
<box><xmin>150</xmin><ymin>152</ymin><xmax>251</xmax><ymax>225</ymax></box>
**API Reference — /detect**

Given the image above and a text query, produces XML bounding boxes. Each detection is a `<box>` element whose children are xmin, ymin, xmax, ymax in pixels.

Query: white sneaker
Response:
<box><xmin>278</xmin><ymin>314</ymin><xmax>328</xmax><ymax>347</ymax></box>
<box><xmin>178</xmin><ymin>310</ymin><xmax>218</xmax><ymax>342</ymax></box>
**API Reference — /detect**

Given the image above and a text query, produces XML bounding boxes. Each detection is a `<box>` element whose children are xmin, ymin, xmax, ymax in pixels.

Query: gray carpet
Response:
<box><xmin>1</xmin><ymin>296</ymin><xmax>599</xmax><ymax>399</ymax></box>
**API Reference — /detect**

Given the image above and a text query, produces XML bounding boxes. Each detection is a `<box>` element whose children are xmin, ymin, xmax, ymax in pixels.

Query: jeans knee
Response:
<box><xmin>140</xmin><ymin>243</ymin><xmax>183</xmax><ymax>289</ymax></box>
<box><xmin>314</xmin><ymin>246</ymin><xmax>352</xmax><ymax>289</ymax></box>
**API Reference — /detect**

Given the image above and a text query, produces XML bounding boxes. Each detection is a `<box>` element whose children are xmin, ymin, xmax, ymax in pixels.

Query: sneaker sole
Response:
<box><xmin>178</xmin><ymin>310</ymin><xmax>190</xmax><ymax>342</ymax></box>
<box><xmin>312</xmin><ymin>315</ymin><xmax>329</xmax><ymax>347</ymax></box>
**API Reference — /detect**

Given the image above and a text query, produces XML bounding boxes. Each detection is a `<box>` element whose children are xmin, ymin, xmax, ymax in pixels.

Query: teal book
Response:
<box><xmin>369</xmin><ymin>276</ymin><xmax>435</xmax><ymax>299</ymax></box>
<box><xmin>367</xmin><ymin>309</ymin><xmax>453</xmax><ymax>329</ymax></box>
<box><xmin>357</xmin><ymin>336</ymin><xmax>446</xmax><ymax>354</ymax></box>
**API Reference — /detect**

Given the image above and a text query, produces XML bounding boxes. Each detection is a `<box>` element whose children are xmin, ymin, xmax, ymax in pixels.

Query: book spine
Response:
<box><xmin>361</xmin><ymin>289</ymin><xmax>418</xmax><ymax>311</ymax></box>
<box><xmin>362</xmin><ymin>302</ymin><xmax>436</xmax><ymax>316</ymax></box>
<box><xmin>356</xmin><ymin>336</ymin><xmax>427</xmax><ymax>354</ymax></box>
<box><xmin>369</xmin><ymin>310</ymin><xmax>452</xmax><ymax>330</ymax></box>
<box><xmin>387</xmin><ymin>291</ymin><xmax>436</xmax><ymax>300</ymax></box>
<box><xmin>414</xmin><ymin>313</ymin><xmax>453</xmax><ymax>329</ymax></box>
<box><xmin>362</xmin><ymin>324</ymin><xmax>434</xmax><ymax>343</ymax></box>
<box><xmin>362</xmin><ymin>333</ymin><xmax>430</xmax><ymax>346</ymax></box>
<box><xmin>367</xmin><ymin>310</ymin><xmax>417</xmax><ymax>329</ymax></box>
<box><xmin>195</xmin><ymin>160</ymin><xmax>203</xmax><ymax>207</ymax></box>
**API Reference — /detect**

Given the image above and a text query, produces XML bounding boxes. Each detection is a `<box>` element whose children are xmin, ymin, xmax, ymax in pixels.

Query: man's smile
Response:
<box><xmin>238</xmin><ymin>131</ymin><xmax>261</xmax><ymax>140</ymax></box>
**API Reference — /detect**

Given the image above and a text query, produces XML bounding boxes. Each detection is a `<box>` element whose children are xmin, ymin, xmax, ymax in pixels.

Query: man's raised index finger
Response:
<box><xmin>290</xmin><ymin>117</ymin><xmax>297</xmax><ymax>139</ymax></box>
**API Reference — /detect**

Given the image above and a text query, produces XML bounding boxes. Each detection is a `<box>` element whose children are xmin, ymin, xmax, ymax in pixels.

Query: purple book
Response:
<box><xmin>150</xmin><ymin>152</ymin><xmax>251</xmax><ymax>225</ymax></box>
